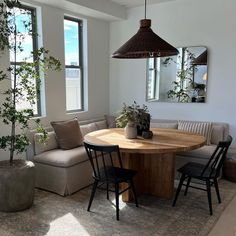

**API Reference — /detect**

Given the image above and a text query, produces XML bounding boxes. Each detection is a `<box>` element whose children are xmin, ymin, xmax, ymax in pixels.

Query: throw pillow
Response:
<box><xmin>104</xmin><ymin>115</ymin><xmax>116</xmax><ymax>128</ymax></box>
<box><xmin>178</xmin><ymin>120</ymin><xmax>212</xmax><ymax>145</ymax></box>
<box><xmin>34</xmin><ymin>131</ymin><xmax>58</xmax><ymax>155</ymax></box>
<box><xmin>51</xmin><ymin>118</ymin><xmax>83</xmax><ymax>150</ymax></box>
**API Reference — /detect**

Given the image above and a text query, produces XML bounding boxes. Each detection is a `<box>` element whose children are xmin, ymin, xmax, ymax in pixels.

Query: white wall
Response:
<box><xmin>110</xmin><ymin>0</ymin><xmax>236</xmax><ymax>147</ymax></box>
<box><xmin>0</xmin><ymin>1</ymin><xmax>110</xmax><ymax>160</ymax></box>
<box><xmin>39</xmin><ymin>3</ymin><xmax>110</xmax><ymax>123</ymax></box>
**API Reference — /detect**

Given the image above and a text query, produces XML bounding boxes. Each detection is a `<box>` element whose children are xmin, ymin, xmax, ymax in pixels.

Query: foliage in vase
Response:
<box><xmin>0</xmin><ymin>0</ymin><xmax>61</xmax><ymax>163</ymax></box>
<box><xmin>116</xmin><ymin>101</ymin><xmax>150</xmax><ymax>130</ymax></box>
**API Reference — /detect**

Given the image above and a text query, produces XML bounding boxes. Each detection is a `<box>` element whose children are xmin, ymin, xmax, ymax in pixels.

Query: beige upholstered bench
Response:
<box><xmin>26</xmin><ymin>119</ymin><xmax>107</xmax><ymax>196</ymax></box>
<box><xmin>26</xmin><ymin>117</ymin><xmax>231</xmax><ymax>196</ymax></box>
<box><xmin>150</xmin><ymin>119</ymin><xmax>230</xmax><ymax>176</ymax></box>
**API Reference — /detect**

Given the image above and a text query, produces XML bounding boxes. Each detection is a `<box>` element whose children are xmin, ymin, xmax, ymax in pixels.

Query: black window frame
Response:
<box><xmin>64</xmin><ymin>16</ymin><xmax>84</xmax><ymax>112</ymax></box>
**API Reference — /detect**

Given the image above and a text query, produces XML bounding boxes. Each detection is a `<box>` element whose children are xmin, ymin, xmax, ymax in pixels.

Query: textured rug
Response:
<box><xmin>0</xmin><ymin>180</ymin><xmax>235</xmax><ymax>236</ymax></box>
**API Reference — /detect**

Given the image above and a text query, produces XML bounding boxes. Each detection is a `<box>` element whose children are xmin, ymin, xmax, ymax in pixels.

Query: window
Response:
<box><xmin>147</xmin><ymin>58</ymin><xmax>160</xmax><ymax>100</ymax></box>
<box><xmin>64</xmin><ymin>17</ymin><xmax>83</xmax><ymax>112</ymax></box>
<box><xmin>9</xmin><ymin>5</ymin><xmax>40</xmax><ymax>115</ymax></box>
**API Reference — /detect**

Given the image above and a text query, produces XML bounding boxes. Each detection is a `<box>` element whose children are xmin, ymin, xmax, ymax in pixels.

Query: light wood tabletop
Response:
<box><xmin>84</xmin><ymin>128</ymin><xmax>206</xmax><ymax>154</ymax></box>
<box><xmin>84</xmin><ymin>128</ymin><xmax>206</xmax><ymax>200</ymax></box>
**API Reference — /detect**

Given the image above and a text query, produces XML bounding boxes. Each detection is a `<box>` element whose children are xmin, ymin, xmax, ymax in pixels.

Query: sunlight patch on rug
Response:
<box><xmin>111</xmin><ymin>195</ymin><xmax>127</xmax><ymax>210</ymax></box>
<box><xmin>47</xmin><ymin>213</ymin><xmax>89</xmax><ymax>236</ymax></box>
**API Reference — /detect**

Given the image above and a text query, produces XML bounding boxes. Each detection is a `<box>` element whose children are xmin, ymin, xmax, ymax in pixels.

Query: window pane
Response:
<box><xmin>9</xmin><ymin>6</ymin><xmax>40</xmax><ymax>116</ymax></box>
<box><xmin>64</xmin><ymin>17</ymin><xmax>83</xmax><ymax>112</ymax></box>
<box><xmin>148</xmin><ymin>70</ymin><xmax>155</xmax><ymax>99</ymax></box>
<box><xmin>11</xmin><ymin>66</ymin><xmax>38</xmax><ymax>114</ymax></box>
<box><xmin>149</xmin><ymin>58</ymin><xmax>154</xmax><ymax>69</ymax></box>
<box><xmin>64</xmin><ymin>19</ymin><xmax>79</xmax><ymax>66</ymax></box>
<box><xmin>147</xmin><ymin>58</ymin><xmax>160</xmax><ymax>100</ymax></box>
<box><xmin>65</xmin><ymin>68</ymin><xmax>82</xmax><ymax>111</ymax></box>
<box><xmin>9</xmin><ymin>7</ymin><xmax>33</xmax><ymax>62</ymax></box>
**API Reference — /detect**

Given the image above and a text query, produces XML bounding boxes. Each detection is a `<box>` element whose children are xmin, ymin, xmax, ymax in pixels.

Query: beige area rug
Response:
<box><xmin>0</xmin><ymin>180</ymin><xmax>235</xmax><ymax>236</ymax></box>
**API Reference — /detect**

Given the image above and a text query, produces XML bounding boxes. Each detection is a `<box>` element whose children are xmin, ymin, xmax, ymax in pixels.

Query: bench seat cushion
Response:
<box><xmin>177</xmin><ymin>145</ymin><xmax>216</xmax><ymax>160</ymax></box>
<box><xmin>34</xmin><ymin>146</ymin><xmax>88</xmax><ymax>168</ymax></box>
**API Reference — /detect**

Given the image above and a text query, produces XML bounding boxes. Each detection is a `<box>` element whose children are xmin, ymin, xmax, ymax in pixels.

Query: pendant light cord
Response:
<box><xmin>144</xmin><ymin>0</ymin><xmax>147</xmax><ymax>19</ymax></box>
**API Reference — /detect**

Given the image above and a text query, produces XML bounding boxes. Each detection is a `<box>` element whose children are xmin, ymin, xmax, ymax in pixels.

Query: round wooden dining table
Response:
<box><xmin>84</xmin><ymin>128</ymin><xmax>206</xmax><ymax>201</ymax></box>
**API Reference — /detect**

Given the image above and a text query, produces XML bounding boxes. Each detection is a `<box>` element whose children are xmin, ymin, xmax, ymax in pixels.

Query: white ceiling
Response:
<box><xmin>33</xmin><ymin>0</ymin><xmax>176</xmax><ymax>21</ymax></box>
<box><xmin>110</xmin><ymin>0</ymin><xmax>176</xmax><ymax>8</ymax></box>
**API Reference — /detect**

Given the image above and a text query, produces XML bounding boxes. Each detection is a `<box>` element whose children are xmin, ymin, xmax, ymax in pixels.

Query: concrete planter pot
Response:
<box><xmin>0</xmin><ymin>159</ymin><xmax>35</xmax><ymax>212</ymax></box>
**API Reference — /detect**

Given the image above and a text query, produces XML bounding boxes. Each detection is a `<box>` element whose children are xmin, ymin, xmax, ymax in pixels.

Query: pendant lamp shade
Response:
<box><xmin>192</xmin><ymin>50</ymin><xmax>207</xmax><ymax>65</ymax></box>
<box><xmin>112</xmin><ymin>19</ymin><xmax>179</xmax><ymax>59</ymax></box>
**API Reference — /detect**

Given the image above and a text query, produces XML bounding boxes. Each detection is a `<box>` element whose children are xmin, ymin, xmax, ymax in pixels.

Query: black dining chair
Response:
<box><xmin>172</xmin><ymin>135</ymin><xmax>232</xmax><ymax>215</ymax></box>
<box><xmin>84</xmin><ymin>141</ymin><xmax>138</xmax><ymax>221</ymax></box>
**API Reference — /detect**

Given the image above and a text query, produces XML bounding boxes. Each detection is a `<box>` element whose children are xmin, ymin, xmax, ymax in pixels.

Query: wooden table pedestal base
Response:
<box><xmin>120</xmin><ymin>152</ymin><xmax>176</xmax><ymax>202</ymax></box>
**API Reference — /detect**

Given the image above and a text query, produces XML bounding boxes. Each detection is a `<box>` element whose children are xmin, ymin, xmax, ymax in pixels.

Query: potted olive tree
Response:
<box><xmin>116</xmin><ymin>101</ymin><xmax>150</xmax><ymax>139</ymax></box>
<box><xmin>0</xmin><ymin>0</ymin><xmax>61</xmax><ymax>211</ymax></box>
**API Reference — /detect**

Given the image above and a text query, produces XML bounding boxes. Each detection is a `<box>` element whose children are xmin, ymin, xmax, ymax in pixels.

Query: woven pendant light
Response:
<box><xmin>192</xmin><ymin>50</ymin><xmax>207</xmax><ymax>65</ymax></box>
<box><xmin>112</xmin><ymin>0</ymin><xmax>178</xmax><ymax>59</ymax></box>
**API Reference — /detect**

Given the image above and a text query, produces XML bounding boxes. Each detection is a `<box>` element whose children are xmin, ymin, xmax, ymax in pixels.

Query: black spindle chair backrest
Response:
<box><xmin>84</xmin><ymin>142</ymin><xmax>123</xmax><ymax>182</ymax></box>
<box><xmin>201</xmin><ymin>135</ymin><xmax>232</xmax><ymax>178</ymax></box>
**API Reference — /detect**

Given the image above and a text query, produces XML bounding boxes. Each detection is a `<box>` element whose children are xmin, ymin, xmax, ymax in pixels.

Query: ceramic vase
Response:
<box><xmin>124</xmin><ymin>122</ymin><xmax>137</xmax><ymax>139</ymax></box>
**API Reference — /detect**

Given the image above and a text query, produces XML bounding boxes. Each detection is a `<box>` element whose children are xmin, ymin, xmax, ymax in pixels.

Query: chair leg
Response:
<box><xmin>172</xmin><ymin>174</ymin><xmax>185</xmax><ymax>207</ymax></box>
<box><xmin>106</xmin><ymin>182</ymin><xmax>109</xmax><ymax>200</ymax></box>
<box><xmin>206</xmin><ymin>180</ymin><xmax>213</xmax><ymax>215</ymax></box>
<box><xmin>87</xmin><ymin>180</ymin><xmax>98</xmax><ymax>212</ymax></box>
<box><xmin>130</xmin><ymin>179</ymin><xmax>138</xmax><ymax>207</ymax></box>
<box><xmin>184</xmin><ymin>177</ymin><xmax>191</xmax><ymax>196</ymax></box>
<box><xmin>214</xmin><ymin>179</ymin><xmax>221</xmax><ymax>204</ymax></box>
<box><xmin>115</xmin><ymin>183</ymin><xmax>120</xmax><ymax>221</ymax></box>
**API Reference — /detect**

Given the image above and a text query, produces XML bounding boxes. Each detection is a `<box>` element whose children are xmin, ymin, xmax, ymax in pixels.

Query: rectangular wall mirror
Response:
<box><xmin>146</xmin><ymin>46</ymin><xmax>208</xmax><ymax>103</ymax></box>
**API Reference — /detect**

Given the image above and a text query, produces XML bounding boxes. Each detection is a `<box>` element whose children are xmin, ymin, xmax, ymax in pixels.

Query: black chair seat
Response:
<box><xmin>178</xmin><ymin>162</ymin><xmax>217</xmax><ymax>179</ymax></box>
<box><xmin>172</xmin><ymin>135</ymin><xmax>232</xmax><ymax>215</ymax></box>
<box><xmin>94</xmin><ymin>167</ymin><xmax>137</xmax><ymax>183</ymax></box>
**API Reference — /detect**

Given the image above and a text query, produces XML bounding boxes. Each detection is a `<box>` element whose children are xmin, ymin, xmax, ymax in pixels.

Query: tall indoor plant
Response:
<box><xmin>0</xmin><ymin>0</ymin><xmax>61</xmax><ymax>211</ymax></box>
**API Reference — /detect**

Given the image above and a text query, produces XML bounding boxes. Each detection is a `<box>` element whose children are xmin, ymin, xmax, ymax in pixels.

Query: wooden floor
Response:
<box><xmin>208</xmin><ymin>193</ymin><xmax>236</xmax><ymax>235</ymax></box>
